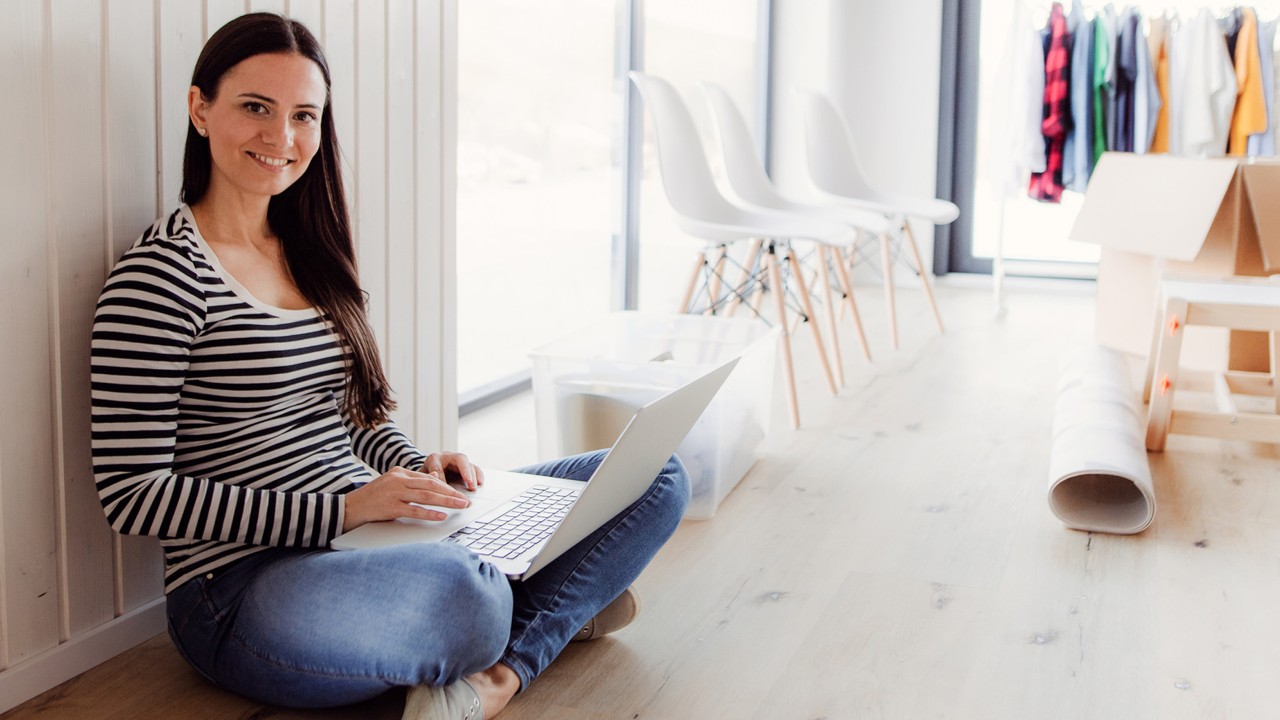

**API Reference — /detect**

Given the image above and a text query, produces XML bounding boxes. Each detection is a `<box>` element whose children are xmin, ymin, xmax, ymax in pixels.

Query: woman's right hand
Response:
<box><xmin>341</xmin><ymin>466</ymin><xmax>472</xmax><ymax>532</ymax></box>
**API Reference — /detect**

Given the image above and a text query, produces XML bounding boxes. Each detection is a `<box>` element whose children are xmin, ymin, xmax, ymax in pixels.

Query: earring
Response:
<box><xmin>196</xmin><ymin>127</ymin><xmax>207</xmax><ymax>137</ymax></box>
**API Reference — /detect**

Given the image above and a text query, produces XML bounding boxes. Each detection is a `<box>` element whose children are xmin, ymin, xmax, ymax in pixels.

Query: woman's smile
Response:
<box><xmin>248</xmin><ymin>151</ymin><xmax>294</xmax><ymax>170</ymax></box>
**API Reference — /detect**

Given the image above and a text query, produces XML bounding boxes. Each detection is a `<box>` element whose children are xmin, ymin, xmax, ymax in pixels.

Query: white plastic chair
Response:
<box><xmin>701</xmin><ymin>81</ymin><xmax>887</xmax><ymax>384</ymax></box>
<box><xmin>630</xmin><ymin>71</ymin><xmax>855</xmax><ymax>428</ymax></box>
<box><xmin>798</xmin><ymin>89</ymin><xmax>953</xmax><ymax>349</ymax></box>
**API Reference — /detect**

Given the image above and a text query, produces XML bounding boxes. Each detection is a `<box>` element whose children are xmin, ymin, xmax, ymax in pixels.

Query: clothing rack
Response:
<box><xmin>991</xmin><ymin>1</ymin><xmax>1280</xmax><ymax>316</ymax></box>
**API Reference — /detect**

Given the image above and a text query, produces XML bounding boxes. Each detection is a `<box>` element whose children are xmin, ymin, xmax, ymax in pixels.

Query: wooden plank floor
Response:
<box><xmin>7</xmin><ymin>280</ymin><xmax>1280</xmax><ymax>719</ymax></box>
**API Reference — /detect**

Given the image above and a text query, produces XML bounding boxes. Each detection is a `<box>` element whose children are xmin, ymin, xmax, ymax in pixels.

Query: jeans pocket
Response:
<box><xmin>198</xmin><ymin>574</ymin><xmax>232</xmax><ymax>623</ymax></box>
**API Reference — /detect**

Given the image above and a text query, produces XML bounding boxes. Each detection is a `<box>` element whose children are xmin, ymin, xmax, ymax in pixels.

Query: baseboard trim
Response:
<box><xmin>0</xmin><ymin>597</ymin><xmax>166</xmax><ymax>713</ymax></box>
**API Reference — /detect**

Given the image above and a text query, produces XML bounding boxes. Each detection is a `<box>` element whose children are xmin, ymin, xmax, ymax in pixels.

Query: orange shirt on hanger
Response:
<box><xmin>1149</xmin><ymin>16</ymin><xmax>1171</xmax><ymax>153</ymax></box>
<box><xmin>1229</xmin><ymin>8</ymin><xmax>1268</xmax><ymax>155</ymax></box>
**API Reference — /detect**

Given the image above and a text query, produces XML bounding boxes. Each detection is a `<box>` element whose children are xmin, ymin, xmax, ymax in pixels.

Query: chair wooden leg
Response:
<box><xmin>750</xmin><ymin>284</ymin><xmax>766</xmax><ymax>316</ymax></box>
<box><xmin>1146</xmin><ymin>297</ymin><xmax>1190</xmax><ymax>452</ymax></box>
<box><xmin>832</xmin><ymin>245</ymin><xmax>872</xmax><ymax>362</ymax></box>
<box><xmin>902</xmin><ymin>220</ymin><xmax>944</xmax><ymax>333</ymax></box>
<box><xmin>706</xmin><ymin>245</ymin><xmax>728</xmax><ymax>316</ymax></box>
<box><xmin>881</xmin><ymin>233</ymin><xmax>898</xmax><ymax>349</ymax></box>
<box><xmin>786</xmin><ymin>245</ymin><xmax>840</xmax><ymax>396</ymax></box>
<box><xmin>706</xmin><ymin>245</ymin><xmax>727</xmax><ymax>313</ymax></box>
<box><xmin>750</xmin><ymin>243</ymin><xmax>771</xmax><ymax>315</ymax></box>
<box><xmin>816</xmin><ymin>246</ymin><xmax>845</xmax><ymax>387</ymax></box>
<box><xmin>765</xmin><ymin>245</ymin><xmax>800</xmax><ymax>428</ymax></box>
<box><xmin>724</xmin><ymin>238</ymin><xmax>762</xmax><ymax>317</ymax></box>
<box><xmin>679</xmin><ymin>250</ymin><xmax>706</xmax><ymax>314</ymax></box>
<box><xmin>837</xmin><ymin>245</ymin><xmax>856</xmax><ymax>323</ymax></box>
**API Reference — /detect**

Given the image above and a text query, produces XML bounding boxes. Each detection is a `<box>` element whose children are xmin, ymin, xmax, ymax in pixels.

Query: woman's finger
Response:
<box><xmin>403</xmin><ymin>486</ymin><xmax>470</xmax><ymax>509</ymax></box>
<box><xmin>399</xmin><ymin>503</ymin><xmax>449</xmax><ymax>522</ymax></box>
<box><xmin>422</xmin><ymin>454</ymin><xmax>446</xmax><ymax>480</ymax></box>
<box><xmin>404</xmin><ymin>475</ymin><xmax>467</xmax><ymax>499</ymax></box>
<box><xmin>443</xmin><ymin>453</ymin><xmax>478</xmax><ymax>490</ymax></box>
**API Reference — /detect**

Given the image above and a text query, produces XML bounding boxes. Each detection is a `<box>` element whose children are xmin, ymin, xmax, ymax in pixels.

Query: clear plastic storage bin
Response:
<box><xmin>530</xmin><ymin>312</ymin><xmax>778</xmax><ymax>519</ymax></box>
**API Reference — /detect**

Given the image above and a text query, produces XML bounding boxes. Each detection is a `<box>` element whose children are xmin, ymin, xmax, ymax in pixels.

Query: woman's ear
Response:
<box><xmin>188</xmin><ymin>86</ymin><xmax>209</xmax><ymax>136</ymax></box>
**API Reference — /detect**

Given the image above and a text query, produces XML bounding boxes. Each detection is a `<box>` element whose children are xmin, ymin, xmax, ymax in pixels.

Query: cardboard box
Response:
<box><xmin>1070</xmin><ymin>153</ymin><xmax>1280</xmax><ymax>370</ymax></box>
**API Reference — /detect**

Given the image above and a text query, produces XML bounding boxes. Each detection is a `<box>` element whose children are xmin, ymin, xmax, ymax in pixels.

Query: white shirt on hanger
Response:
<box><xmin>988</xmin><ymin>0</ymin><xmax>1045</xmax><ymax>196</ymax></box>
<box><xmin>1167</xmin><ymin>13</ymin><xmax>1184</xmax><ymax>154</ymax></box>
<box><xmin>1176</xmin><ymin>8</ymin><xmax>1236</xmax><ymax>158</ymax></box>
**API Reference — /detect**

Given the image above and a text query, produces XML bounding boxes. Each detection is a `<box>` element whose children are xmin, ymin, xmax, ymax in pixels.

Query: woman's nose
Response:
<box><xmin>262</xmin><ymin>116</ymin><xmax>293</xmax><ymax>148</ymax></box>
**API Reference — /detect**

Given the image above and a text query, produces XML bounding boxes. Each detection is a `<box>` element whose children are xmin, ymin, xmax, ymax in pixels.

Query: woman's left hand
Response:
<box><xmin>420</xmin><ymin>451</ymin><xmax>485</xmax><ymax>492</ymax></box>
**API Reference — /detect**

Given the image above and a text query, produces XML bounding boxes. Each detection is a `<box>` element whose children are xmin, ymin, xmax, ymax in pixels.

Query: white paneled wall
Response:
<box><xmin>0</xmin><ymin>0</ymin><xmax>457</xmax><ymax>711</ymax></box>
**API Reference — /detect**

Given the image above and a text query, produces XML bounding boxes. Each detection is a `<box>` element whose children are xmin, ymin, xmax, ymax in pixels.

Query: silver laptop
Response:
<box><xmin>330</xmin><ymin>358</ymin><xmax>738</xmax><ymax>579</ymax></box>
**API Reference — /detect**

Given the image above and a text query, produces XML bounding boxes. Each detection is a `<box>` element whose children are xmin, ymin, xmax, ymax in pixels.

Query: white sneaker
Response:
<box><xmin>402</xmin><ymin>678</ymin><xmax>484</xmax><ymax>720</ymax></box>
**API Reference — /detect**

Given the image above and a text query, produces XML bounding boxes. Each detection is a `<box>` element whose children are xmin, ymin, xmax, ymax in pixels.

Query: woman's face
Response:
<box><xmin>188</xmin><ymin>52</ymin><xmax>327</xmax><ymax>201</ymax></box>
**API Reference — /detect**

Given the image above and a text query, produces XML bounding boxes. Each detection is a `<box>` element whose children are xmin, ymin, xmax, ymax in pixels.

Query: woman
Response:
<box><xmin>90</xmin><ymin>13</ymin><xmax>689</xmax><ymax>719</ymax></box>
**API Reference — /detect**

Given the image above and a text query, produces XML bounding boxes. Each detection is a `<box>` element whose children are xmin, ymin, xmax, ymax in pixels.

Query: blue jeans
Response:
<box><xmin>165</xmin><ymin>451</ymin><xmax>689</xmax><ymax>708</ymax></box>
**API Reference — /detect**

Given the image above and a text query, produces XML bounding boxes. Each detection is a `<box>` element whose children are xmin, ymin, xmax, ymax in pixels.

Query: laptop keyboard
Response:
<box><xmin>444</xmin><ymin>485</ymin><xmax>581</xmax><ymax>560</ymax></box>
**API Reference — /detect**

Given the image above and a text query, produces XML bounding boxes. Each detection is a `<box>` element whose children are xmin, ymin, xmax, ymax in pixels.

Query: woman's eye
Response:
<box><xmin>294</xmin><ymin>111</ymin><xmax>318</xmax><ymax>124</ymax></box>
<box><xmin>243</xmin><ymin>101</ymin><xmax>267</xmax><ymax>114</ymax></box>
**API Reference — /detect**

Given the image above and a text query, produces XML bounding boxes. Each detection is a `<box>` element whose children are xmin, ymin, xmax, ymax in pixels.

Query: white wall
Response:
<box><xmin>768</xmin><ymin>0</ymin><xmax>830</xmax><ymax>194</ymax></box>
<box><xmin>0</xmin><ymin>0</ymin><xmax>456</xmax><ymax>712</ymax></box>
<box><xmin>772</xmin><ymin>0</ymin><xmax>945</xmax><ymax>277</ymax></box>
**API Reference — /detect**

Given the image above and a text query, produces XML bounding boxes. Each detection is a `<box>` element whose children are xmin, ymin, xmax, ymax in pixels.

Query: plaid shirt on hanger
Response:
<box><xmin>1030</xmin><ymin>2</ymin><xmax>1073</xmax><ymax>203</ymax></box>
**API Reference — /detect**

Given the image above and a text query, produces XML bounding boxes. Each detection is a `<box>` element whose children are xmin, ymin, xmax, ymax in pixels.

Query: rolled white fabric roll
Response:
<box><xmin>1047</xmin><ymin>346</ymin><xmax>1156</xmax><ymax>534</ymax></box>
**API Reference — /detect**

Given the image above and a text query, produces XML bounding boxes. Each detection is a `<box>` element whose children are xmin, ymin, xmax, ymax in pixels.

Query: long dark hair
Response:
<box><xmin>182</xmin><ymin>13</ymin><xmax>394</xmax><ymax>428</ymax></box>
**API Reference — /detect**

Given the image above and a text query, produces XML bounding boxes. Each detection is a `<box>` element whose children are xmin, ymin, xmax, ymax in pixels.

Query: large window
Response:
<box><xmin>456</xmin><ymin>1</ymin><xmax>618</xmax><ymax>399</ymax></box>
<box><xmin>456</xmin><ymin>2</ymin><xmax>766</xmax><ymax>405</ymax></box>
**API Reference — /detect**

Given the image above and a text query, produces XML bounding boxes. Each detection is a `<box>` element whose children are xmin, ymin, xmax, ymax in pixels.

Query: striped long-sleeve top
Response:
<box><xmin>91</xmin><ymin>206</ymin><xmax>427</xmax><ymax>592</ymax></box>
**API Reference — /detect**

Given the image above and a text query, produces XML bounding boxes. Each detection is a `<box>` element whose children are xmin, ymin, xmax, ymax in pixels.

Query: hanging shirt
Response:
<box><xmin>1168</xmin><ymin>13</ymin><xmax>1187</xmax><ymax>155</ymax></box>
<box><xmin>1177</xmin><ymin>9</ymin><xmax>1236</xmax><ymax>158</ymax></box>
<box><xmin>1065</xmin><ymin>0</ymin><xmax>1094</xmax><ymax>190</ymax></box>
<box><xmin>1059</xmin><ymin>0</ymin><xmax>1080</xmax><ymax>188</ymax></box>
<box><xmin>1132</xmin><ymin>10</ymin><xmax>1161</xmax><ymax>154</ymax></box>
<box><xmin>1221</xmin><ymin>9</ymin><xmax>1242</xmax><ymax>60</ymax></box>
<box><xmin>1113</xmin><ymin>9</ymin><xmax>1139</xmax><ymax>152</ymax></box>
<box><xmin>1250</xmin><ymin>18</ymin><xmax>1278</xmax><ymax>156</ymax></box>
<box><xmin>1228</xmin><ymin>8</ymin><xmax>1268</xmax><ymax>156</ymax></box>
<box><xmin>1091</xmin><ymin>13</ymin><xmax>1113</xmax><ymax>163</ymax></box>
<box><xmin>1031</xmin><ymin>2</ymin><xmax>1072</xmax><ymax>202</ymax></box>
<box><xmin>1101</xmin><ymin>5</ymin><xmax>1120</xmax><ymax>152</ymax></box>
<box><xmin>1273</xmin><ymin>19</ymin><xmax>1280</xmax><ymax>153</ymax></box>
<box><xmin>1148</xmin><ymin>15</ymin><xmax>1172</xmax><ymax>153</ymax></box>
<box><xmin>989</xmin><ymin>1</ymin><xmax>1046</xmax><ymax>196</ymax></box>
